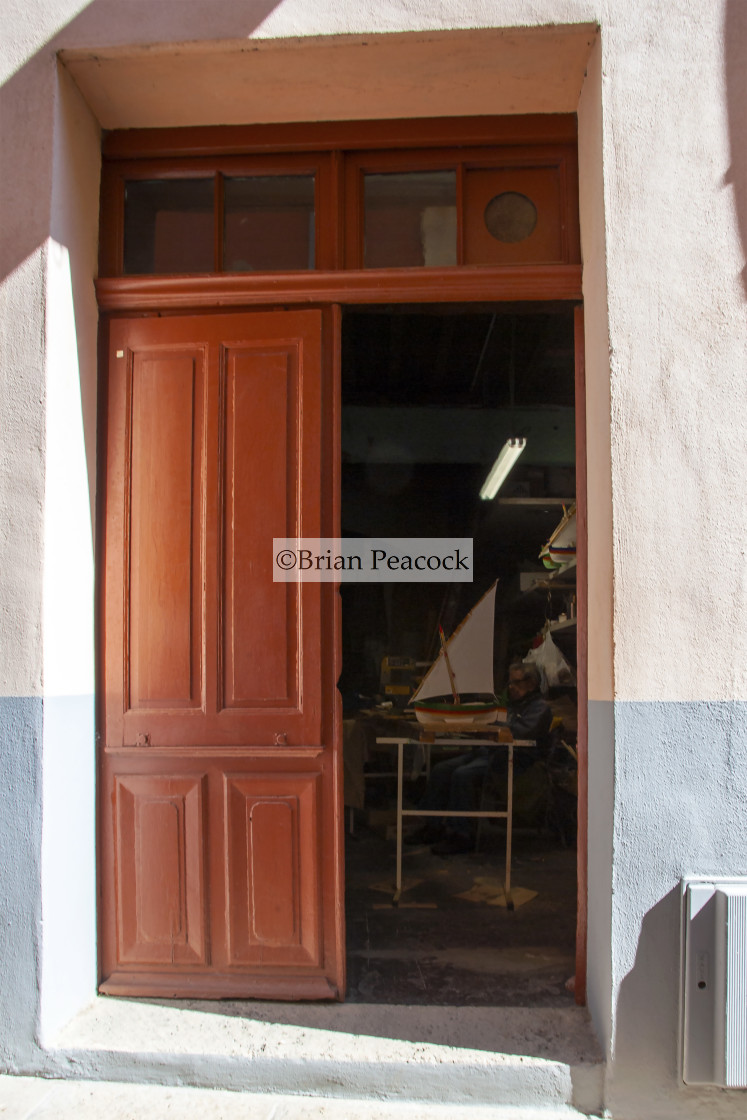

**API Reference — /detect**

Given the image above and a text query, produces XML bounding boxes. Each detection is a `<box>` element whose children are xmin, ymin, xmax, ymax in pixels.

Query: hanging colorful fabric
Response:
<box><xmin>539</xmin><ymin>503</ymin><xmax>577</xmax><ymax>570</ymax></box>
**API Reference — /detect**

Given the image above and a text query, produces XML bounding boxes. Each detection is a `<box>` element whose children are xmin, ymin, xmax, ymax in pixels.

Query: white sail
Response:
<box><xmin>411</xmin><ymin>582</ymin><xmax>497</xmax><ymax>702</ymax></box>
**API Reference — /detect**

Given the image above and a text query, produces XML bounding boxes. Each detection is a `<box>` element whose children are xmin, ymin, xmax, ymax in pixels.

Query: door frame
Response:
<box><xmin>95</xmin><ymin>116</ymin><xmax>587</xmax><ymax>1003</ymax></box>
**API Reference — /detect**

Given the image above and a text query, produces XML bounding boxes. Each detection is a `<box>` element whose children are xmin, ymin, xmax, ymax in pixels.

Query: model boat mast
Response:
<box><xmin>410</xmin><ymin>582</ymin><xmax>501</xmax><ymax>727</ymax></box>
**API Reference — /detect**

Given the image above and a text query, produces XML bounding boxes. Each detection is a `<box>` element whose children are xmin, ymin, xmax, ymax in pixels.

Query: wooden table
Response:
<box><xmin>375</xmin><ymin>731</ymin><xmax>536</xmax><ymax>909</ymax></box>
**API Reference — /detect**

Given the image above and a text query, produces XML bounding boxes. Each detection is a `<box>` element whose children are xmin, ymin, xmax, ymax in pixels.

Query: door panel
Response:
<box><xmin>101</xmin><ymin>310</ymin><xmax>342</xmax><ymax>999</ymax></box>
<box><xmin>105</xmin><ymin>313</ymin><xmax>323</xmax><ymax>749</ymax></box>
<box><xmin>115</xmin><ymin>773</ymin><xmax>208</xmax><ymax>966</ymax></box>
<box><xmin>128</xmin><ymin>349</ymin><xmax>206</xmax><ymax>712</ymax></box>
<box><xmin>221</xmin><ymin>344</ymin><xmax>301</xmax><ymax>712</ymax></box>
<box><xmin>224</xmin><ymin>772</ymin><xmax>322</xmax><ymax>968</ymax></box>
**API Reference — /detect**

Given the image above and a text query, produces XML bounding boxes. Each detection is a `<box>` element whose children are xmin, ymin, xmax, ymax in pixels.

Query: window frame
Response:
<box><xmin>99</xmin><ymin>116</ymin><xmax>579</xmax><ymax>284</ymax></box>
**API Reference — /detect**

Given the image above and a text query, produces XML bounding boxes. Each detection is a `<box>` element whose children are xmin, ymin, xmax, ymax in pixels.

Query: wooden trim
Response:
<box><xmin>107</xmin><ymin>151</ymin><xmax>327</xmax><ymax>178</ymax></box>
<box><xmin>574</xmin><ymin>303</ymin><xmax>588</xmax><ymax>1007</ymax></box>
<box><xmin>96</xmin><ymin>265</ymin><xmax>583</xmax><ymax>312</ymax></box>
<box><xmin>326</xmin><ymin>304</ymin><xmax>346</xmax><ymax>1000</ymax></box>
<box><xmin>347</xmin><ymin>143</ymin><xmax>576</xmax><ymax>173</ymax></box>
<box><xmin>315</xmin><ymin>154</ymin><xmax>339</xmax><ymax>271</ymax></box>
<box><xmin>345</xmin><ymin>146</ymin><xmax>470</xmax><ymax>174</ymax></box>
<box><xmin>100</xmin><ymin>124</ymin><xmax>579</xmax><ymax>278</ymax></box>
<box><xmin>456</xmin><ymin>163</ymin><xmax>465</xmax><ymax>265</ymax></box>
<box><xmin>328</xmin><ymin>152</ymin><xmax>345</xmax><ymax>271</ymax></box>
<box><xmin>100</xmin><ymin>970</ymin><xmax>340</xmax><ymax>999</ymax></box>
<box><xmin>95</xmin><ymin>316</ymin><xmax>111</xmax><ymax>985</ymax></box>
<box><xmin>214</xmin><ymin>172</ymin><xmax>224</xmax><ymax>272</ymax></box>
<box><xmin>103</xmin><ymin>115</ymin><xmax>578</xmax><ymax>161</ymax></box>
<box><xmin>103</xmin><ymin>746</ymin><xmax>326</xmax><ymax>758</ymax></box>
<box><xmin>561</xmin><ymin>151</ymin><xmax>582</xmax><ymax>266</ymax></box>
<box><xmin>99</xmin><ymin>152</ymin><xmax>332</xmax><ymax>278</ymax></box>
<box><xmin>343</xmin><ymin>160</ymin><xmax>362</xmax><ymax>269</ymax></box>
<box><xmin>99</xmin><ymin>167</ymin><xmax>125</xmax><ymax>277</ymax></box>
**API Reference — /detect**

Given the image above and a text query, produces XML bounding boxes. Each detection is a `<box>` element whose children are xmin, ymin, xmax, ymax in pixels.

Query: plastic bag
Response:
<box><xmin>524</xmin><ymin>630</ymin><xmax>576</xmax><ymax>688</ymax></box>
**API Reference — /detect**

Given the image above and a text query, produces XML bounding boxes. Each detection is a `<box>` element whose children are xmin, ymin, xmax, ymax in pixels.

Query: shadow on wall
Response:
<box><xmin>0</xmin><ymin>0</ymin><xmax>283</xmax><ymax>526</ymax></box>
<box><xmin>612</xmin><ymin>886</ymin><xmax>739</xmax><ymax>1120</ymax></box>
<box><xmin>0</xmin><ymin>0</ymin><xmax>283</xmax><ymax>284</ymax></box>
<box><xmin>725</xmin><ymin>0</ymin><xmax>747</xmax><ymax>300</ymax></box>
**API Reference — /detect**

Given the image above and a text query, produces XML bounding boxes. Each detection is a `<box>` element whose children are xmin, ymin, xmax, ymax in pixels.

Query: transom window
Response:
<box><xmin>99</xmin><ymin>118</ymin><xmax>580</xmax><ymax>277</ymax></box>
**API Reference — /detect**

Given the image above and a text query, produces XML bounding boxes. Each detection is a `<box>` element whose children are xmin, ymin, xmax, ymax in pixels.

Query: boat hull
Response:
<box><xmin>412</xmin><ymin>700</ymin><xmax>506</xmax><ymax>729</ymax></box>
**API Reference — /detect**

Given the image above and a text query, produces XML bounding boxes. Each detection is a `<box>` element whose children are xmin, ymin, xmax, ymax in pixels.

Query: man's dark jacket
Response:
<box><xmin>507</xmin><ymin>689</ymin><xmax>552</xmax><ymax>745</ymax></box>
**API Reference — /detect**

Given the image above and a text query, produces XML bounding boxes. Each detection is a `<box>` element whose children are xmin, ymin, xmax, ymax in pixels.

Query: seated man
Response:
<box><xmin>406</xmin><ymin>661</ymin><xmax>552</xmax><ymax>855</ymax></box>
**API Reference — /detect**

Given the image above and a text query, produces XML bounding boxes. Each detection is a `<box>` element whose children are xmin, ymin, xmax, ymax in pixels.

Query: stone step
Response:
<box><xmin>0</xmin><ymin>1076</ymin><xmax>601</xmax><ymax>1119</ymax></box>
<box><xmin>28</xmin><ymin>999</ymin><xmax>605</xmax><ymax>1117</ymax></box>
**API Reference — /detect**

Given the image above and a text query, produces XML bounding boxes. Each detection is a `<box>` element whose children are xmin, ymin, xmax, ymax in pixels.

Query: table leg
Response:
<box><xmin>505</xmin><ymin>742</ymin><xmax>514</xmax><ymax>911</ymax></box>
<box><xmin>394</xmin><ymin>739</ymin><xmax>404</xmax><ymax>905</ymax></box>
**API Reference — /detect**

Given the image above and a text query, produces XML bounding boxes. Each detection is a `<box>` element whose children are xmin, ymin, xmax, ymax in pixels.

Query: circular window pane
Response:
<box><xmin>484</xmin><ymin>192</ymin><xmax>537</xmax><ymax>243</ymax></box>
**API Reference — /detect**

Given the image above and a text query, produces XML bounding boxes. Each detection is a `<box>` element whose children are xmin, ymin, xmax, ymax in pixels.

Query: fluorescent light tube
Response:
<box><xmin>479</xmin><ymin>438</ymin><xmax>526</xmax><ymax>500</ymax></box>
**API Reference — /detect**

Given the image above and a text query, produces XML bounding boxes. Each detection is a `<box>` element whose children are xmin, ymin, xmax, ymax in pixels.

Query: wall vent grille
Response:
<box><xmin>681</xmin><ymin>878</ymin><xmax>747</xmax><ymax>1088</ymax></box>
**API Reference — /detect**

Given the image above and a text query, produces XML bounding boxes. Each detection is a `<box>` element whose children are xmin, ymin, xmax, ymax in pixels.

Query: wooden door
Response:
<box><xmin>100</xmin><ymin>310</ymin><xmax>344</xmax><ymax>998</ymax></box>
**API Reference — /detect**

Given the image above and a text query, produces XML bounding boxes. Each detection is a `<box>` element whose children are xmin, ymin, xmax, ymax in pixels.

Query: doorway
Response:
<box><xmin>339</xmin><ymin>304</ymin><xmax>580</xmax><ymax>1004</ymax></box>
<box><xmin>95</xmin><ymin>117</ymin><xmax>585</xmax><ymax>1002</ymax></box>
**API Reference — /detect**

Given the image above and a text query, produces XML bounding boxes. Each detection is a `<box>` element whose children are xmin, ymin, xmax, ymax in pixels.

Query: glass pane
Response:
<box><xmin>123</xmin><ymin>179</ymin><xmax>214</xmax><ymax>274</ymax></box>
<box><xmin>364</xmin><ymin>171</ymin><xmax>457</xmax><ymax>268</ymax></box>
<box><xmin>223</xmin><ymin>176</ymin><xmax>315</xmax><ymax>271</ymax></box>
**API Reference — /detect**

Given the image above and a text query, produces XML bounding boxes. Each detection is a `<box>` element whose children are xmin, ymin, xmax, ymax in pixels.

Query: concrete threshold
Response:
<box><xmin>0</xmin><ymin>1075</ymin><xmax>600</xmax><ymax>1120</ymax></box>
<box><xmin>27</xmin><ymin>999</ymin><xmax>605</xmax><ymax>1117</ymax></box>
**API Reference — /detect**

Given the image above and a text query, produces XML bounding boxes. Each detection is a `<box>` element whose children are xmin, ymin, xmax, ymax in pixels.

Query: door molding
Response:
<box><xmin>96</xmin><ymin>265</ymin><xmax>582</xmax><ymax>313</ymax></box>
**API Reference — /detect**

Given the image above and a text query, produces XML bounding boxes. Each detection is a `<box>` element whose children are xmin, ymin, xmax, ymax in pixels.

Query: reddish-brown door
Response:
<box><xmin>100</xmin><ymin>310</ymin><xmax>344</xmax><ymax>998</ymax></box>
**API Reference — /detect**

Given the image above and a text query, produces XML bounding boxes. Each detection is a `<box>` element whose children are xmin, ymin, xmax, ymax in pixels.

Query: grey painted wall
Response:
<box><xmin>586</xmin><ymin>701</ymin><xmax>614</xmax><ymax>1057</ymax></box>
<box><xmin>609</xmin><ymin>701</ymin><xmax>747</xmax><ymax>1119</ymax></box>
<box><xmin>0</xmin><ymin>697</ymin><xmax>43</xmax><ymax>1067</ymax></box>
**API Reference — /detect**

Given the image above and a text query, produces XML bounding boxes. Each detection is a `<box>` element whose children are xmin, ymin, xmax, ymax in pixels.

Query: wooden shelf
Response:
<box><xmin>498</xmin><ymin>496</ymin><xmax>575</xmax><ymax>507</ymax></box>
<box><xmin>548</xmin><ymin>617</ymin><xmax>577</xmax><ymax>633</ymax></box>
<box><xmin>521</xmin><ymin>557</ymin><xmax>577</xmax><ymax>595</ymax></box>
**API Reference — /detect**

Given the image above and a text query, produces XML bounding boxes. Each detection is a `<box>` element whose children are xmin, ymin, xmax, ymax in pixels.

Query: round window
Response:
<box><xmin>484</xmin><ymin>192</ymin><xmax>537</xmax><ymax>243</ymax></box>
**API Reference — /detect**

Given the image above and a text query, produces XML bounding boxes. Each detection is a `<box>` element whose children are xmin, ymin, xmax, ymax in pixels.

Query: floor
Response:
<box><xmin>345</xmin><ymin>813</ymin><xmax>578</xmax><ymax>1007</ymax></box>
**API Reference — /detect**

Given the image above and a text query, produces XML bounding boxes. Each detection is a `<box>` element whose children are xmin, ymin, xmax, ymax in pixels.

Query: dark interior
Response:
<box><xmin>341</xmin><ymin>304</ymin><xmax>580</xmax><ymax>1005</ymax></box>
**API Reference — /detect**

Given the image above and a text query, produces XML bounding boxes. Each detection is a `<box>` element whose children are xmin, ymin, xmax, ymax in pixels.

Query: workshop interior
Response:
<box><xmin>340</xmin><ymin>304</ymin><xmax>580</xmax><ymax>1005</ymax></box>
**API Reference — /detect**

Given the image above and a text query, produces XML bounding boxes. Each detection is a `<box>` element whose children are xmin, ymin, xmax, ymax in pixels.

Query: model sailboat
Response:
<box><xmin>410</xmin><ymin>581</ymin><xmax>505</xmax><ymax>728</ymax></box>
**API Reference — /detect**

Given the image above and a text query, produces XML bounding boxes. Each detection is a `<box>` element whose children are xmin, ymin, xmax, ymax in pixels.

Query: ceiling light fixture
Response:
<box><xmin>479</xmin><ymin>437</ymin><xmax>526</xmax><ymax>500</ymax></box>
